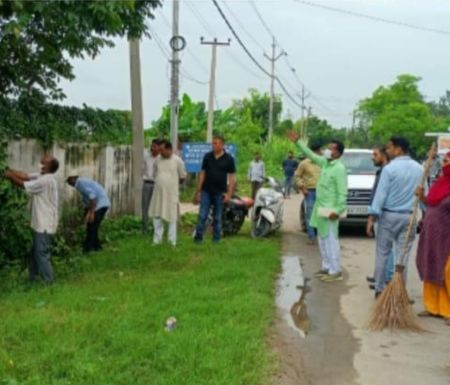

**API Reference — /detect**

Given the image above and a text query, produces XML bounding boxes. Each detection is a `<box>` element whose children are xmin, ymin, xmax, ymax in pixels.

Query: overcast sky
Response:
<box><xmin>59</xmin><ymin>0</ymin><xmax>450</xmax><ymax>128</ymax></box>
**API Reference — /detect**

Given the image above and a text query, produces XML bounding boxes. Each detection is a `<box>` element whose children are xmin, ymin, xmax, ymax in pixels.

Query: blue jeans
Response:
<box><xmin>374</xmin><ymin>212</ymin><xmax>415</xmax><ymax>292</ymax></box>
<box><xmin>374</xmin><ymin>222</ymin><xmax>395</xmax><ymax>284</ymax></box>
<box><xmin>305</xmin><ymin>189</ymin><xmax>317</xmax><ymax>241</ymax></box>
<box><xmin>284</xmin><ymin>176</ymin><xmax>293</xmax><ymax>197</ymax></box>
<box><xmin>194</xmin><ymin>191</ymin><xmax>224</xmax><ymax>242</ymax></box>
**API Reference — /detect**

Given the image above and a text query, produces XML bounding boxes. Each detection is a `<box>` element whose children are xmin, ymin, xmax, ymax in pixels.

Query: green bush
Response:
<box><xmin>0</xmin><ymin>136</ymin><xmax>32</xmax><ymax>268</ymax></box>
<box><xmin>0</xmin><ymin>93</ymin><xmax>132</xmax><ymax>148</ymax></box>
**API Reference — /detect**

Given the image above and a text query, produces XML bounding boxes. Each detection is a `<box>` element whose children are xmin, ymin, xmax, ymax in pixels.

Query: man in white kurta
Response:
<box><xmin>149</xmin><ymin>140</ymin><xmax>187</xmax><ymax>246</ymax></box>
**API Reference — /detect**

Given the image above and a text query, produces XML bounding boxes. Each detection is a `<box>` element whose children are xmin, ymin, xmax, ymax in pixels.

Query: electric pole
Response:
<box><xmin>304</xmin><ymin>106</ymin><xmax>312</xmax><ymax>139</ymax></box>
<box><xmin>299</xmin><ymin>85</ymin><xmax>310</xmax><ymax>139</ymax></box>
<box><xmin>170</xmin><ymin>0</ymin><xmax>180</xmax><ymax>151</ymax></box>
<box><xmin>201</xmin><ymin>37</ymin><xmax>230</xmax><ymax>143</ymax></box>
<box><xmin>264</xmin><ymin>36</ymin><xmax>285</xmax><ymax>142</ymax></box>
<box><xmin>129</xmin><ymin>39</ymin><xmax>144</xmax><ymax>215</ymax></box>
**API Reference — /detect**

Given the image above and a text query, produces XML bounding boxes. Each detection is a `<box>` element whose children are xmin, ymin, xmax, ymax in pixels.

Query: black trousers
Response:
<box><xmin>84</xmin><ymin>207</ymin><xmax>108</xmax><ymax>253</ymax></box>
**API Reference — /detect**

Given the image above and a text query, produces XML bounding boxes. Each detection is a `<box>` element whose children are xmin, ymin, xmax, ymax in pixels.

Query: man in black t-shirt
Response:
<box><xmin>193</xmin><ymin>136</ymin><xmax>236</xmax><ymax>243</ymax></box>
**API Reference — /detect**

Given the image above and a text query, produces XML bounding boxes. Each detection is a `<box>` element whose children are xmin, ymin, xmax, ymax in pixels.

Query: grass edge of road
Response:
<box><xmin>0</xmin><ymin>224</ymin><xmax>281</xmax><ymax>385</ymax></box>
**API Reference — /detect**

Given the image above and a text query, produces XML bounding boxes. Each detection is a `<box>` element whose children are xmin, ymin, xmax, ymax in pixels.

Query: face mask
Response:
<box><xmin>323</xmin><ymin>149</ymin><xmax>333</xmax><ymax>160</ymax></box>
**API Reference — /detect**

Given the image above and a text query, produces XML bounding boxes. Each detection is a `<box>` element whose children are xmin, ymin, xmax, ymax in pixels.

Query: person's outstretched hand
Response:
<box><xmin>287</xmin><ymin>131</ymin><xmax>300</xmax><ymax>143</ymax></box>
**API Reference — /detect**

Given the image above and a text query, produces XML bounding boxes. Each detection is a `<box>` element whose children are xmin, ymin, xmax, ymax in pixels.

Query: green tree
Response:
<box><xmin>0</xmin><ymin>0</ymin><xmax>160</xmax><ymax>101</ymax></box>
<box><xmin>275</xmin><ymin>118</ymin><xmax>294</xmax><ymax>136</ymax></box>
<box><xmin>232</xmin><ymin>89</ymin><xmax>282</xmax><ymax>139</ymax></box>
<box><xmin>428</xmin><ymin>90</ymin><xmax>450</xmax><ymax>133</ymax></box>
<box><xmin>150</xmin><ymin>94</ymin><xmax>208</xmax><ymax>142</ymax></box>
<box><xmin>303</xmin><ymin>115</ymin><xmax>345</xmax><ymax>145</ymax></box>
<box><xmin>356</xmin><ymin>74</ymin><xmax>435</xmax><ymax>156</ymax></box>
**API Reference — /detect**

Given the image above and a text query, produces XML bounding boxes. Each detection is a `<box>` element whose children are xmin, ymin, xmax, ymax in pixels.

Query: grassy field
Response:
<box><xmin>0</xmin><ymin>223</ymin><xmax>281</xmax><ymax>385</ymax></box>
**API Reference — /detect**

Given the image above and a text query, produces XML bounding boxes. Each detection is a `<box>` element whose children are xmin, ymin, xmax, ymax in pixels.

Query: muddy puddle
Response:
<box><xmin>276</xmin><ymin>255</ymin><xmax>311</xmax><ymax>337</ymax></box>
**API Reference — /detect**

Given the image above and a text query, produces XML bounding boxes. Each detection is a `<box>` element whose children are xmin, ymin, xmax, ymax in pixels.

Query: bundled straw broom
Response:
<box><xmin>368</xmin><ymin>142</ymin><xmax>437</xmax><ymax>332</ymax></box>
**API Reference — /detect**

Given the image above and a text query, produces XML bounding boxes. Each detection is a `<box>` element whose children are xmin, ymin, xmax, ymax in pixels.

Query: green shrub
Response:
<box><xmin>0</xmin><ymin>136</ymin><xmax>32</xmax><ymax>268</ymax></box>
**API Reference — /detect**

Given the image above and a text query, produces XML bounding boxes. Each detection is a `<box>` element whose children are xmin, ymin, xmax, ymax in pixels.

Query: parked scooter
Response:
<box><xmin>251</xmin><ymin>177</ymin><xmax>284</xmax><ymax>238</ymax></box>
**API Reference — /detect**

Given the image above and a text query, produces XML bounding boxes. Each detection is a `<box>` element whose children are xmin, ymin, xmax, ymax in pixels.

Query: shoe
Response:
<box><xmin>314</xmin><ymin>269</ymin><xmax>328</xmax><ymax>277</ymax></box>
<box><xmin>320</xmin><ymin>272</ymin><xmax>343</xmax><ymax>282</ymax></box>
<box><xmin>366</xmin><ymin>276</ymin><xmax>375</xmax><ymax>283</ymax></box>
<box><xmin>375</xmin><ymin>291</ymin><xmax>382</xmax><ymax>299</ymax></box>
<box><xmin>369</xmin><ymin>284</ymin><xmax>375</xmax><ymax>291</ymax></box>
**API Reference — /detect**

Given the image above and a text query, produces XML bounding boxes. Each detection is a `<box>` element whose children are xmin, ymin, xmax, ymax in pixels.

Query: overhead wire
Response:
<box><xmin>211</xmin><ymin>0</ymin><xmax>303</xmax><ymax>109</ymax></box>
<box><xmin>185</xmin><ymin>0</ymin><xmax>267</xmax><ymax>81</ymax></box>
<box><xmin>248</xmin><ymin>0</ymin><xmax>276</xmax><ymax>41</ymax></box>
<box><xmin>221</xmin><ymin>0</ymin><xmax>266</xmax><ymax>51</ymax></box>
<box><xmin>293</xmin><ymin>0</ymin><xmax>450</xmax><ymax>37</ymax></box>
<box><xmin>156</xmin><ymin>7</ymin><xmax>210</xmax><ymax>73</ymax></box>
<box><xmin>148</xmin><ymin>24</ymin><xmax>208</xmax><ymax>85</ymax></box>
<box><xmin>248</xmin><ymin>0</ymin><xmax>347</xmax><ymax>116</ymax></box>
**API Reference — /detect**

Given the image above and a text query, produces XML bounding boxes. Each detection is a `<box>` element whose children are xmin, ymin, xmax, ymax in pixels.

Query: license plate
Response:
<box><xmin>347</xmin><ymin>206</ymin><xmax>368</xmax><ymax>215</ymax></box>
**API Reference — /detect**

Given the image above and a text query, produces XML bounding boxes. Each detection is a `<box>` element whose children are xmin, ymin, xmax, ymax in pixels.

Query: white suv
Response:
<box><xmin>299</xmin><ymin>149</ymin><xmax>376</xmax><ymax>228</ymax></box>
<box><xmin>340</xmin><ymin>149</ymin><xmax>376</xmax><ymax>225</ymax></box>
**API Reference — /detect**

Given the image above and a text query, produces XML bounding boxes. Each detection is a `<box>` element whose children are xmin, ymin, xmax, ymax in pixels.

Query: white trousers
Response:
<box><xmin>318</xmin><ymin>229</ymin><xmax>342</xmax><ymax>274</ymax></box>
<box><xmin>153</xmin><ymin>217</ymin><xmax>177</xmax><ymax>246</ymax></box>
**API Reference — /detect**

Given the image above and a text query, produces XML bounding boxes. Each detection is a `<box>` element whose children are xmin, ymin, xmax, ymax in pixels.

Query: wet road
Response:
<box><xmin>274</xmin><ymin>194</ymin><xmax>450</xmax><ymax>385</ymax></box>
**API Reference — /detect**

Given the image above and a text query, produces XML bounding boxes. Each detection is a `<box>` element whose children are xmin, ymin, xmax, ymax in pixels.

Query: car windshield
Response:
<box><xmin>341</xmin><ymin>152</ymin><xmax>377</xmax><ymax>175</ymax></box>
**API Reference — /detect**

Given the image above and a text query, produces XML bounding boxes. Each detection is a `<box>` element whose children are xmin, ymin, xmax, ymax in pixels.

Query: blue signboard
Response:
<box><xmin>182</xmin><ymin>142</ymin><xmax>237</xmax><ymax>173</ymax></box>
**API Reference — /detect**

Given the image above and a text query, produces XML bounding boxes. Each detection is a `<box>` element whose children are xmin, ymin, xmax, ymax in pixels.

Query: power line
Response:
<box><xmin>248</xmin><ymin>0</ymin><xmax>359</xmax><ymax>116</ymax></box>
<box><xmin>293</xmin><ymin>0</ymin><xmax>450</xmax><ymax>36</ymax></box>
<box><xmin>148</xmin><ymin>25</ymin><xmax>208</xmax><ymax>85</ymax></box>
<box><xmin>185</xmin><ymin>0</ymin><xmax>266</xmax><ymax>81</ymax></box>
<box><xmin>157</xmin><ymin>8</ymin><xmax>210</xmax><ymax>73</ymax></box>
<box><xmin>248</xmin><ymin>0</ymin><xmax>276</xmax><ymax>41</ymax></box>
<box><xmin>221</xmin><ymin>0</ymin><xmax>266</xmax><ymax>51</ymax></box>
<box><xmin>180</xmin><ymin>71</ymin><xmax>209</xmax><ymax>85</ymax></box>
<box><xmin>211</xmin><ymin>0</ymin><xmax>302</xmax><ymax>109</ymax></box>
<box><xmin>185</xmin><ymin>1</ymin><xmax>215</xmax><ymax>36</ymax></box>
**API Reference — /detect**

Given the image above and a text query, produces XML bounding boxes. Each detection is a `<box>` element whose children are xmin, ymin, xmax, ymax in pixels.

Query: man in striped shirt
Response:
<box><xmin>5</xmin><ymin>155</ymin><xmax>59</xmax><ymax>284</ymax></box>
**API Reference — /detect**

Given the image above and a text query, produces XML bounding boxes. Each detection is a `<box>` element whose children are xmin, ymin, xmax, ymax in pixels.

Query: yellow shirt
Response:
<box><xmin>294</xmin><ymin>158</ymin><xmax>321</xmax><ymax>189</ymax></box>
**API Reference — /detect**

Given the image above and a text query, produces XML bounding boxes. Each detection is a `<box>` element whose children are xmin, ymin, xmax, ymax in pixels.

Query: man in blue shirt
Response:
<box><xmin>282</xmin><ymin>151</ymin><xmax>298</xmax><ymax>198</ymax></box>
<box><xmin>368</xmin><ymin>136</ymin><xmax>423</xmax><ymax>297</ymax></box>
<box><xmin>66</xmin><ymin>175</ymin><xmax>111</xmax><ymax>253</ymax></box>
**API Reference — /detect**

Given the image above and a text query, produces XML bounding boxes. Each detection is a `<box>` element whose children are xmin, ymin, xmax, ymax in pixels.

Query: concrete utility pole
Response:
<box><xmin>170</xmin><ymin>0</ymin><xmax>180</xmax><ymax>151</ymax></box>
<box><xmin>299</xmin><ymin>85</ymin><xmax>310</xmax><ymax>139</ymax></box>
<box><xmin>264</xmin><ymin>36</ymin><xmax>285</xmax><ymax>142</ymax></box>
<box><xmin>201</xmin><ymin>37</ymin><xmax>230</xmax><ymax>143</ymax></box>
<box><xmin>303</xmin><ymin>106</ymin><xmax>312</xmax><ymax>139</ymax></box>
<box><xmin>129</xmin><ymin>39</ymin><xmax>144</xmax><ymax>215</ymax></box>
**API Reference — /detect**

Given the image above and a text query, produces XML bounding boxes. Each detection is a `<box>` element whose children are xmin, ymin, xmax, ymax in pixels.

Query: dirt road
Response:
<box><xmin>274</xmin><ymin>194</ymin><xmax>450</xmax><ymax>385</ymax></box>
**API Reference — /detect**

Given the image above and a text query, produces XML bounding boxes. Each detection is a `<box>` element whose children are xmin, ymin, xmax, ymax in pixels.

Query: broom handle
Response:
<box><xmin>398</xmin><ymin>142</ymin><xmax>437</xmax><ymax>268</ymax></box>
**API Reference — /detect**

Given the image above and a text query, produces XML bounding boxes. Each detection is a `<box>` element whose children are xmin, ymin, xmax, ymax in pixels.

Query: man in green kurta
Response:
<box><xmin>297</xmin><ymin>139</ymin><xmax>348</xmax><ymax>282</ymax></box>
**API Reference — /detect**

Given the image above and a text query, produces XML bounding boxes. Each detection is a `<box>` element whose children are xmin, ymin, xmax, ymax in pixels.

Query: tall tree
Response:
<box><xmin>0</xmin><ymin>0</ymin><xmax>160</xmax><ymax>101</ymax></box>
<box><xmin>302</xmin><ymin>115</ymin><xmax>345</xmax><ymax>145</ymax></box>
<box><xmin>356</xmin><ymin>74</ymin><xmax>435</xmax><ymax>155</ymax></box>
<box><xmin>232</xmin><ymin>88</ymin><xmax>282</xmax><ymax>139</ymax></box>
